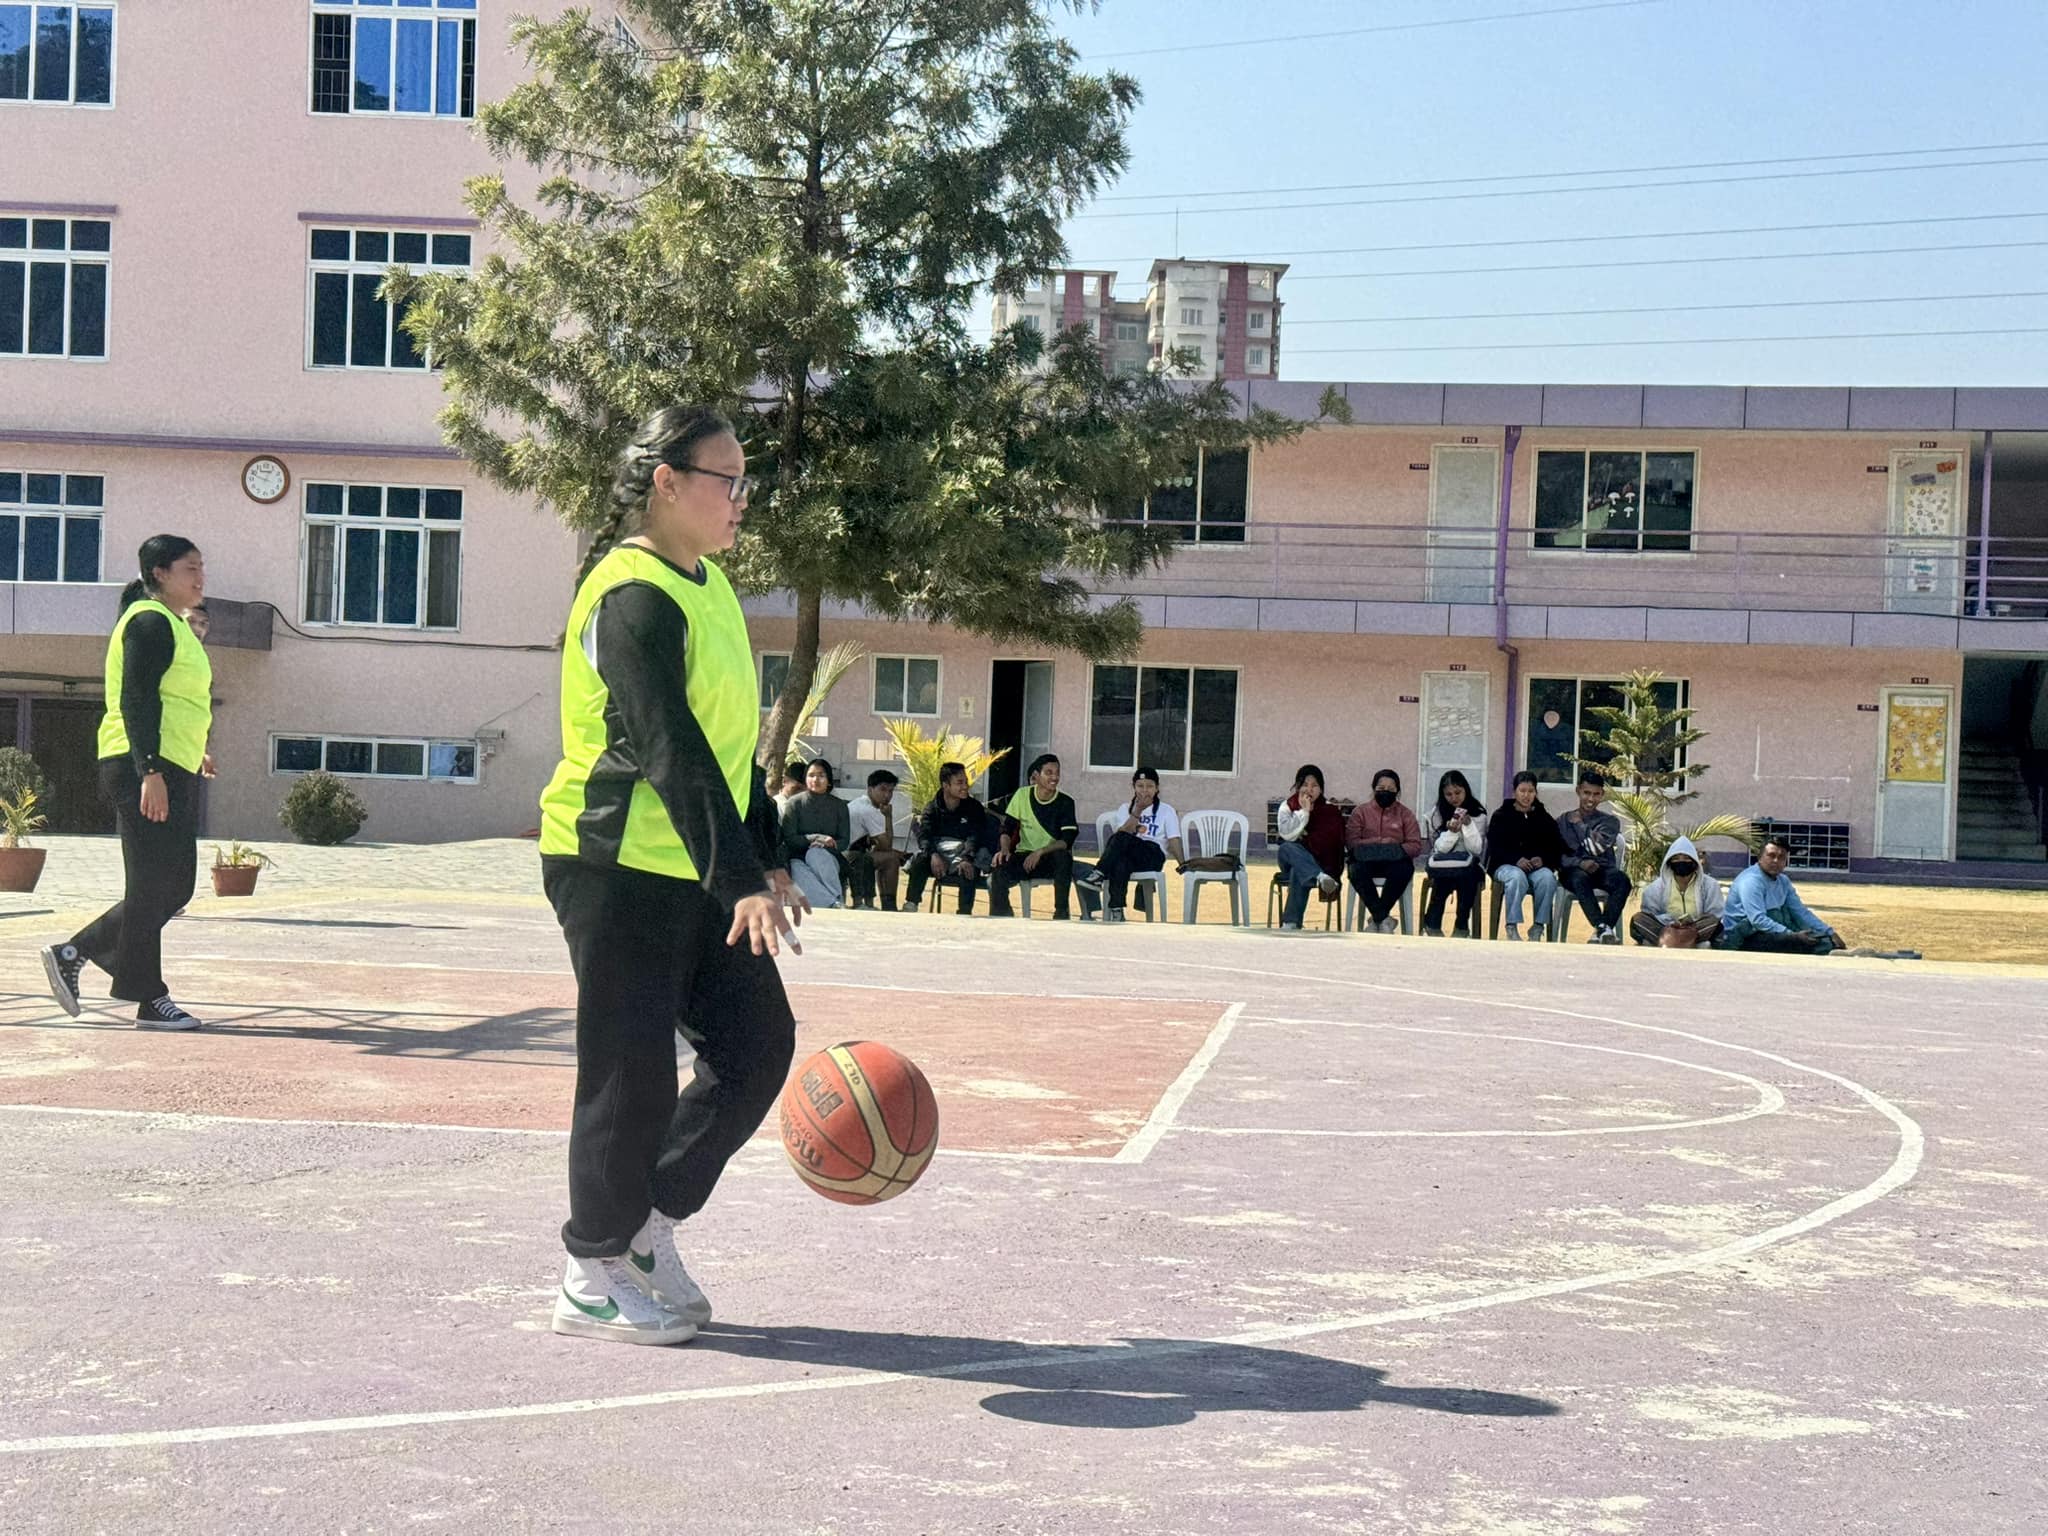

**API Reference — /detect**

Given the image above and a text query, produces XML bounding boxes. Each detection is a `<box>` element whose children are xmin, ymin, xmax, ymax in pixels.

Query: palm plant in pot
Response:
<box><xmin>0</xmin><ymin>788</ymin><xmax>49</xmax><ymax>893</ymax></box>
<box><xmin>210</xmin><ymin>841</ymin><xmax>275</xmax><ymax>897</ymax></box>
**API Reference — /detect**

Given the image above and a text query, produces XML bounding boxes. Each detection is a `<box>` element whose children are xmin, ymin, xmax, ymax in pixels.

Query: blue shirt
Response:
<box><xmin>1723</xmin><ymin>864</ymin><xmax>1829</xmax><ymax>938</ymax></box>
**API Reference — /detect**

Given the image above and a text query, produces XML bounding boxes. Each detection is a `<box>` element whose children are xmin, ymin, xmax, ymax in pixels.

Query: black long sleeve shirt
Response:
<box><xmin>116</xmin><ymin>609</ymin><xmax>175</xmax><ymax>775</ymax></box>
<box><xmin>586</xmin><ymin>579</ymin><xmax>773</xmax><ymax>910</ymax></box>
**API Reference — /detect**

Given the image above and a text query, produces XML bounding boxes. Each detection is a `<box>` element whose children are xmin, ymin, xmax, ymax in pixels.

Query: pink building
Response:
<box><xmin>747</xmin><ymin>382</ymin><xmax>2048</xmax><ymax>876</ymax></box>
<box><xmin>2</xmin><ymin>1</ymin><xmax>603</xmax><ymax>841</ymax></box>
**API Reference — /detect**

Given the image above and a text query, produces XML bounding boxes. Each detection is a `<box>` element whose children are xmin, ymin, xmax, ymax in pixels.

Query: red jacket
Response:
<box><xmin>1345</xmin><ymin>799</ymin><xmax>1424</xmax><ymax>860</ymax></box>
<box><xmin>1284</xmin><ymin>795</ymin><xmax>1348</xmax><ymax>877</ymax></box>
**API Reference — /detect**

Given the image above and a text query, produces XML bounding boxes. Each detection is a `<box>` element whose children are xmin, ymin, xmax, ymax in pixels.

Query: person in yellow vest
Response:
<box><xmin>537</xmin><ymin>405</ymin><xmax>806</xmax><ymax>1347</ymax></box>
<box><xmin>42</xmin><ymin>536</ymin><xmax>212</xmax><ymax>1030</ymax></box>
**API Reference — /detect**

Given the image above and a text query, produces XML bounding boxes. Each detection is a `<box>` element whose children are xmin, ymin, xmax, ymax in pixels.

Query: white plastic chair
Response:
<box><xmin>1088</xmin><ymin>811</ymin><xmax>1167</xmax><ymax>922</ymax></box>
<box><xmin>1180</xmin><ymin>810</ymin><xmax>1251</xmax><ymax>926</ymax></box>
<box><xmin>1345</xmin><ymin>875</ymin><xmax>1416</xmax><ymax>934</ymax></box>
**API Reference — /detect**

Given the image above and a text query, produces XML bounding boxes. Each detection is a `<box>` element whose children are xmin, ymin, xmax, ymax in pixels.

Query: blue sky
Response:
<box><xmin>1044</xmin><ymin>0</ymin><xmax>2048</xmax><ymax>387</ymax></box>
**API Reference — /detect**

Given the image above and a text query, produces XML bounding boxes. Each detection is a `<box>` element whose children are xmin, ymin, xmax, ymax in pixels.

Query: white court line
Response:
<box><xmin>1111</xmin><ymin>1003</ymin><xmax>1243</xmax><ymax>1165</ymax></box>
<box><xmin>0</xmin><ymin>962</ymin><xmax>1923</xmax><ymax>1457</ymax></box>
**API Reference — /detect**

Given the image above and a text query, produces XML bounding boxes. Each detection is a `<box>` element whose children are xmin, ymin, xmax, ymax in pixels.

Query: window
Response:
<box><xmin>1534</xmin><ymin>449</ymin><xmax>1695</xmax><ymax>553</ymax></box>
<box><xmin>0</xmin><ymin>215</ymin><xmax>107</xmax><ymax>359</ymax></box>
<box><xmin>311</xmin><ymin>0</ymin><xmax>476</xmax><ymax>117</ymax></box>
<box><xmin>1111</xmin><ymin>446</ymin><xmax>1249</xmax><ymax>544</ymax></box>
<box><xmin>1525</xmin><ymin>675</ymin><xmax>1690</xmax><ymax>786</ymax></box>
<box><xmin>1114</xmin><ymin>321</ymin><xmax>1141</xmax><ymax>341</ymax></box>
<box><xmin>300</xmin><ymin>480</ymin><xmax>462</xmax><ymax>628</ymax></box>
<box><xmin>872</xmin><ymin>655</ymin><xmax>939</xmax><ymax>716</ymax></box>
<box><xmin>272</xmin><ymin>732</ymin><xmax>479</xmax><ymax>781</ymax></box>
<box><xmin>307</xmin><ymin>224</ymin><xmax>470</xmax><ymax>370</ymax></box>
<box><xmin>1247</xmin><ymin>309</ymin><xmax>1269</xmax><ymax>333</ymax></box>
<box><xmin>1176</xmin><ymin>334</ymin><xmax>1205</xmax><ymax>363</ymax></box>
<box><xmin>1088</xmin><ymin>665</ymin><xmax>1239</xmax><ymax>774</ymax></box>
<box><xmin>1179</xmin><ymin>306</ymin><xmax>1205</xmax><ymax>326</ymax></box>
<box><xmin>0</xmin><ymin>469</ymin><xmax>101</xmax><ymax>581</ymax></box>
<box><xmin>1245</xmin><ymin>346</ymin><xmax>1269</xmax><ymax>372</ymax></box>
<box><xmin>0</xmin><ymin>4</ymin><xmax>113</xmax><ymax>104</ymax></box>
<box><xmin>758</xmin><ymin>651</ymin><xmax>789</xmax><ymax>709</ymax></box>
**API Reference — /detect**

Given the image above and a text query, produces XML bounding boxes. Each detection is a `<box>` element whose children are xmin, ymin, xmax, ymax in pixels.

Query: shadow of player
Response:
<box><xmin>693</xmin><ymin>1323</ymin><xmax>1559</xmax><ymax>1430</ymax></box>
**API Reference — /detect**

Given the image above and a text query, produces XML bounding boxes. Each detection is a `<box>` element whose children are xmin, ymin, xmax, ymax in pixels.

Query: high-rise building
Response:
<box><xmin>991</xmin><ymin>259</ymin><xmax>1284</xmax><ymax>380</ymax></box>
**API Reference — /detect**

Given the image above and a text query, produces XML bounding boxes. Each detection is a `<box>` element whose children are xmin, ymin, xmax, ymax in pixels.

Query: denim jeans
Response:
<box><xmin>1276</xmin><ymin>840</ymin><xmax>1326</xmax><ymax>926</ymax></box>
<box><xmin>1492</xmin><ymin>863</ymin><xmax>1558</xmax><ymax>930</ymax></box>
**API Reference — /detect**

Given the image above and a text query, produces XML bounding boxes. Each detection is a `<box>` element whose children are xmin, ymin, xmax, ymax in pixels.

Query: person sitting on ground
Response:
<box><xmin>1718</xmin><ymin>836</ymin><xmax>1844</xmax><ymax>955</ymax></box>
<box><xmin>1420</xmin><ymin>769</ymin><xmax>1488</xmax><ymax>938</ymax></box>
<box><xmin>1630</xmin><ymin>836</ymin><xmax>1724</xmax><ymax>948</ymax></box>
<box><xmin>1076</xmin><ymin>765</ymin><xmax>1185</xmax><ymax>923</ymax></box>
<box><xmin>845</xmin><ymin>768</ymin><xmax>905</xmax><ymax>912</ymax></box>
<box><xmin>904</xmin><ymin>761</ymin><xmax>992</xmax><ymax>914</ymax></box>
<box><xmin>779</xmin><ymin>758</ymin><xmax>851</xmax><ymax>909</ymax></box>
<box><xmin>1346</xmin><ymin>768</ymin><xmax>1423</xmax><ymax>933</ymax></box>
<box><xmin>774</xmin><ymin>760</ymin><xmax>805</xmax><ymax>811</ymax></box>
<box><xmin>989</xmin><ymin>753</ymin><xmax>1081</xmax><ymax>920</ymax></box>
<box><xmin>1487</xmin><ymin>771</ymin><xmax>1563</xmax><ymax>941</ymax></box>
<box><xmin>1559</xmin><ymin>768</ymin><xmax>1631</xmax><ymax>945</ymax></box>
<box><xmin>1275</xmin><ymin>763</ymin><xmax>1346</xmax><ymax>930</ymax></box>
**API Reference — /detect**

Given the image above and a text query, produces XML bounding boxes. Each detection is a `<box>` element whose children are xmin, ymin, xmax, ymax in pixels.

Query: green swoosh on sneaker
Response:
<box><xmin>627</xmin><ymin>1247</ymin><xmax>656</xmax><ymax>1276</ymax></box>
<box><xmin>560</xmin><ymin>1287</ymin><xmax>620</xmax><ymax>1322</ymax></box>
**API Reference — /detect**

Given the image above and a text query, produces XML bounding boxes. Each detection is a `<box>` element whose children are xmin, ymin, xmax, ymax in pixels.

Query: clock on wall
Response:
<box><xmin>242</xmin><ymin>454</ymin><xmax>290</xmax><ymax>505</ymax></box>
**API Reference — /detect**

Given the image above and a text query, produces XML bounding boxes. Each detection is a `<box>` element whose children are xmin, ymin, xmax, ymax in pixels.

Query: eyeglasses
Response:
<box><xmin>676</xmin><ymin>465</ymin><xmax>758</xmax><ymax>503</ymax></box>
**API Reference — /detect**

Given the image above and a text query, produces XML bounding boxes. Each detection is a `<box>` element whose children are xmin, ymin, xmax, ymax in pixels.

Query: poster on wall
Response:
<box><xmin>1883</xmin><ymin>692</ymin><xmax>1949</xmax><ymax>784</ymax></box>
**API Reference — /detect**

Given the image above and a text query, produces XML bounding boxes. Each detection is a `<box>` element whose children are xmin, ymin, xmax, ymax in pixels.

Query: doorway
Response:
<box><xmin>1957</xmin><ymin>656</ymin><xmax>2047</xmax><ymax>862</ymax></box>
<box><xmin>987</xmin><ymin>660</ymin><xmax>1054</xmax><ymax>804</ymax></box>
<box><xmin>2</xmin><ymin>693</ymin><xmax>115</xmax><ymax>835</ymax></box>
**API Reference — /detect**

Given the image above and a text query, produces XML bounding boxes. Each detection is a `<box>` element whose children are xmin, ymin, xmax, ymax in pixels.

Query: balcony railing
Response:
<box><xmin>1100</xmin><ymin>522</ymin><xmax>2048</xmax><ymax>620</ymax></box>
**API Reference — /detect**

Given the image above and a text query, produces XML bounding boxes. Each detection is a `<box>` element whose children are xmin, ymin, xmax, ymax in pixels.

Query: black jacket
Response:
<box><xmin>1485</xmin><ymin>799</ymin><xmax>1565</xmax><ymax>872</ymax></box>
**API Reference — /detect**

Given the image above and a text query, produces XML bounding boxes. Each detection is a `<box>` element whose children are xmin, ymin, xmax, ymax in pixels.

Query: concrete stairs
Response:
<box><xmin>1957</xmin><ymin>739</ymin><xmax>2047</xmax><ymax>862</ymax></box>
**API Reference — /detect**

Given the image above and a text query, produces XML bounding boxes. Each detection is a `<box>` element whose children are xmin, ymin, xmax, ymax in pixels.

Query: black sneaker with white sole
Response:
<box><xmin>135</xmin><ymin>996</ymin><xmax>202</xmax><ymax>1031</ymax></box>
<box><xmin>41</xmin><ymin>944</ymin><xmax>84</xmax><ymax>1018</ymax></box>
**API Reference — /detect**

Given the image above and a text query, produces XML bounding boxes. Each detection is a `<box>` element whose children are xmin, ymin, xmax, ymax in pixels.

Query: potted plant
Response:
<box><xmin>210</xmin><ymin>841</ymin><xmax>275</xmax><ymax>897</ymax></box>
<box><xmin>0</xmin><ymin>788</ymin><xmax>49</xmax><ymax>893</ymax></box>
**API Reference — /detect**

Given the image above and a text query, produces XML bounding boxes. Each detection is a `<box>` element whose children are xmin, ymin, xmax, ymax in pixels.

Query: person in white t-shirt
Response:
<box><xmin>845</xmin><ymin>768</ymin><xmax>906</xmax><ymax>911</ymax></box>
<box><xmin>1076</xmin><ymin>766</ymin><xmax>1185</xmax><ymax>922</ymax></box>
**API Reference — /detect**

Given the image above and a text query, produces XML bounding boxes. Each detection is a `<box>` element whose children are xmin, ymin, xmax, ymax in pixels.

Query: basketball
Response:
<box><xmin>779</xmin><ymin>1041</ymin><xmax>939</xmax><ymax>1205</ymax></box>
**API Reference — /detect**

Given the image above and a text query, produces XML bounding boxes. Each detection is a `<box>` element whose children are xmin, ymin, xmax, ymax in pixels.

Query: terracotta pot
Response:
<box><xmin>211</xmin><ymin>864</ymin><xmax>261</xmax><ymax>897</ymax></box>
<box><xmin>0</xmin><ymin>846</ymin><xmax>45</xmax><ymax>893</ymax></box>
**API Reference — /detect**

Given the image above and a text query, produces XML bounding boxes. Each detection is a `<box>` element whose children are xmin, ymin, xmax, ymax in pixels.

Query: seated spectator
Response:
<box><xmin>846</xmin><ymin>768</ymin><xmax>906</xmax><ymax>911</ymax></box>
<box><xmin>989</xmin><ymin>754</ymin><xmax>1081</xmax><ymax>920</ymax></box>
<box><xmin>1719</xmin><ymin>837</ymin><xmax>1844</xmax><ymax>954</ymax></box>
<box><xmin>1275</xmin><ymin>763</ymin><xmax>1346</xmax><ymax>929</ymax></box>
<box><xmin>1346</xmin><ymin>768</ymin><xmax>1423</xmax><ymax>933</ymax></box>
<box><xmin>774</xmin><ymin>760</ymin><xmax>806</xmax><ymax>812</ymax></box>
<box><xmin>1421</xmin><ymin>770</ymin><xmax>1488</xmax><ymax>938</ymax></box>
<box><xmin>1630</xmin><ymin>836</ymin><xmax>1724</xmax><ymax>948</ymax></box>
<box><xmin>779</xmin><ymin>758</ymin><xmax>850</xmax><ymax>909</ymax></box>
<box><xmin>1076</xmin><ymin>766</ymin><xmax>1185</xmax><ymax>923</ymax></box>
<box><xmin>904</xmin><ymin>761</ymin><xmax>992</xmax><ymax>914</ymax></box>
<box><xmin>1559</xmin><ymin>768</ymin><xmax>1630</xmax><ymax>944</ymax></box>
<box><xmin>1488</xmin><ymin>771</ymin><xmax>1563</xmax><ymax>941</ymax></box>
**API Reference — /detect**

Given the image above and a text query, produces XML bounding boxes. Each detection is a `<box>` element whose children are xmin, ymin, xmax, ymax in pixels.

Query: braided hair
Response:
<box><xmin>574</xmin><ymin>405</ymin><xmax>734</xmax><ymax>587</ymax></box>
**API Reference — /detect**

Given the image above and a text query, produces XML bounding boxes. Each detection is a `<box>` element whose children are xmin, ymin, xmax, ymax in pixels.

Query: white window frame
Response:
<box><xmin>0</xmin><ymin>213</ymin><xmax>110</xmax><ymax>362</ymax></box>
<box><xmin>0</xmin><ymin>467</ymin><xmax>103</xmax><ymax>582</ymax></box>
<box><xmin>299</xmin><ymin>479</ymin><xmax>463</xmax><ymax>631</ymax></box>
<box><xmin>0</xmin><ymin>2</ymin><xmax>117</xmax><ymax>108</ymax></box>
<box><xmin>1528</xmin><ymin>445</ymin><xmax>1699</xmax><ymax>557</ymax></box>
<box><xmin>305</xmin><ymin>223</ymin><xmax>471</xmax><ymax>372</ymax></box>
<box><xmin>1522</xmin><ymin>673</ymin><xmax>1692</xmax><ymax>790</ymax></box>
<box><xmin>871</xmin><ymin>653</ymin><xmax>941</xmax><ymax>718</ymax></box>
<box><xmin>1245</xmin><ymin>345</ymin><xmax>1269</xmax><ymax>372</ymax></box>
<box><xmin>1113</xmin><ymin>321</ymin><xmax>1141</xmax><ymax>341</ymax></box>
<box><xmin>1178</xmin><ymin>305</ymin><xmax>1205</xmax><ymax>326</ymax></box>
<box><xmin>1247</xmin><ymin>308</ymin><xmax>1269</xmax><ymax>334</ymax></box>
<box><xmin>270</xmin><ymin>731</ymin><xmax>480</xmax><ymax>783</ymax></box>
<box><xmin>1084</xmin><ymin>662</ymin><xmax>1243</xmax><ymax>778</ymax></box>
<box><xmin>308</xmin><ymin>0</ymin><xmax>477</xmax><ymax>120</ymax></box>
<box><xmin>757</xmin><ymin>650</ymin><xmax>791</xmax><ymax>710</ymax></box>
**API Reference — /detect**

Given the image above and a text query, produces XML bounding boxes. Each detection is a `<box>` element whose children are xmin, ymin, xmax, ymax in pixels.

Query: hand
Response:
<box><xmin>992</xmin><ymin>848</ymin><xmax>1012</xmax><ymax>868</ymax></box>
<box><xmin>818</xmin><ymin>836</ymin><xmax>837</xmax><ymax>851</ymax></box>
<box><xmin>1022</xmin><ymin>850</ymin><xmax>1042</xmax><ymax>875</ymax></box>
<box><xmin>727</xmin><ymin>881</ymin><xmax>804</xmax><ymax>957</ymax></box>
<box><xmin>1795</xmin><ymin>929</ymin><xmax>1825</xmax><ymax>947</ymax></box>
<box><xmin>1519</xmin><ymin>858</ymin><xmax>1539</xmax><ymax>873</ymax></box>
<box><xmin>139</xmin><ymin>772</ymin><xmax>169</xmax><ymax>823</ymax></box>
<box><xmin>929</xmin><ymin>854</ymin><xmax>948</xmax><ymax>879</ymax></box>
<box><xmin>1579</xmin><ymin>859</ymin><xmax>1599</xmax><ymax>876</ymax></box>
<box><xmin>200</xmin><ymin>753</ymin><xmax>217</xmax><ymax>780</ymax></box>
<box><xmin>1120</xmin><ymin>816</ymin><xmax>1141</xmax><ymax>835</ymax></box>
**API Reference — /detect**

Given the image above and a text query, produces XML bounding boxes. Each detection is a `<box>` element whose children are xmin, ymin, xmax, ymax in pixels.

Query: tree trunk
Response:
<box><xmin>759</xmin><ymin>582</ymin><xmax>822</xmax><ymax>773</ymax></box>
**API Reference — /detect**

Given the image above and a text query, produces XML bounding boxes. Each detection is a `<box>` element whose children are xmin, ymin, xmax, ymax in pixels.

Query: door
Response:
<box><xmin>1875</xmin><ymin>685</ymin><xmax>1954</xmax><ymax>860</ymax></box>
<box><xmin>987</xmin><ymin>659</ymin><xmax>1055</xmax><ymax>804</ymax></box>
<box><xmin>1426</xmin><ymin>445</ymin><xmax>1500</xmax><ymax>605</ymax></box>
<box><xmin>1419</xmin><ymin>670</ymin><xmax>1490</xmax><ymax>810</ymax></box>
<box><xmin>16</xmin><ymin>696</ymin><xmax>115</xmax><ymax>835</ymax></box>
<box><xmin>1885</xmin><ymin>450</ymin><xmax>1964</xmax><ymax>615</ymax></box>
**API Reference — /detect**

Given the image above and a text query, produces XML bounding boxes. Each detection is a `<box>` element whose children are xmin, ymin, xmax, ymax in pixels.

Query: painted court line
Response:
<box><xmin>1111</xmin><ymin>1002</ymin><xmax>1244</xmax><ymax>1165</ymax></box>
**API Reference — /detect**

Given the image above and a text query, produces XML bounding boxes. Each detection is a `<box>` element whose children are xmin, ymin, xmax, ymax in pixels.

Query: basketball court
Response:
<box><xmin>2</xmin><ymin>886</ymin><xmax>2043</xmax><ymax>1532</ymax></box>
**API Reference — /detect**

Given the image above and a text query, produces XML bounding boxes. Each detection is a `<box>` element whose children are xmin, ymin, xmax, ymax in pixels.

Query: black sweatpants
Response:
<box><xmin>988</xmin><ymin>846</ymin><xmax>1073</xmax><ymax>917</ymax></box>
<box><xmin>1566</xmin><ymin>865</ymin><xmax>1633</xmax><ymax>930</ymax></box>
<box><xmin>1348</xmin><ymin>856</ymin><xmax>1413</xmax><ymax>924</ymax></box>
<box><xmin>69</xmin><ymin>758</ymin><xmax>198</xmax><ymax>1003</ymax></box>
<box><xmin>543</xmin><ymin>857</ymin><xmax>796</xmax><ymax>1258</ymax></box>
<box><xmin>1421</xmin><ymin>864</ymin><xmax>1484</xmax><ymax>935</ymax></box>
<box><xmin>1090</xmin><ymin>832</ymin><xmax>1166</xmax><ymax>911</ymax></box>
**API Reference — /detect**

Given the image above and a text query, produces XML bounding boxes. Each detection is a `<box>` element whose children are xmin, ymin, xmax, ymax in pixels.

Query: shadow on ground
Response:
<box><xmin>695</xmin><ymin>1323</ymin><xmax>1559</xmax><ymax>1429</ymax></box>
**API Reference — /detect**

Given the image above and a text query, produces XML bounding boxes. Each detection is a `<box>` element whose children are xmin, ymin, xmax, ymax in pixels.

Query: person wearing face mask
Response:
<box><xmin>1487</xmin><ymin>771</ymin><xmax>1564</xmax><ymax>941</ymax></box>
<box><xmin>1629</xmin><ymin>836</ymin><xmax>1724</xmax><ymax>948</ymax></box>
<box><xmin>1345</xmin><ymin>769</ymin><xmax>1423</xmax><ymax>933</ymax></box>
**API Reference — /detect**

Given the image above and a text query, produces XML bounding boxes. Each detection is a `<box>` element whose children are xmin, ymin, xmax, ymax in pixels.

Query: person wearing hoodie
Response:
<box><xmin>1487</xmin><ymin>771</ymin><xmax>1564</xmax><ymax>940</ymax></box>
<box><xmin>1420</xmin><ymin>769</ymin><xmax>1488</xmax><ymax>937</ymax></box>
<box><xmin>1629</xmin><ymin>836</ymin><xmax>1724</xmax><ymax>948</ymax></box>
<box><xmin>1346</xmin><ymin>768</ymin><xmax>1424</xmax><ymax>933</ymax></box>
<box><xmin>1275</xmin><ymin>763</ymin><xmax>1347</xmax><ymax>929</ymax></box>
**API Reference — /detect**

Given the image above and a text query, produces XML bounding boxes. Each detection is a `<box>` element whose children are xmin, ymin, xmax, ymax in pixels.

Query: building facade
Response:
<box><xmin>991</xmin><ymin>259</ymin><xmax>1284</xmax><ymax>381</ymax></box>
<box><xmin>747</xmin><ymin>381</ymin><xmax>2048</xmax><ymax>875</ymax></box>
<box><xmin>2</xmin><ymin>1</ymin><xmax>600</xmax><ymax>842</ymax></box>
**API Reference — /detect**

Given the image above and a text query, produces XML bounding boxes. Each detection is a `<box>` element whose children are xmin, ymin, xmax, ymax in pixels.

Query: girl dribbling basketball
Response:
<box><xmin>537</xmin><ymin>406</ymin><xmax>807</xmax><ymax>1345</ymax></box>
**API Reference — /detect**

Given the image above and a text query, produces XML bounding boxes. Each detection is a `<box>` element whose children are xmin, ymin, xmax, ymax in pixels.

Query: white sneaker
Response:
<box><xmin>552</xmin><ymin>1254</ymin><xmax>695</xmax><ymax>1345</ymax></box>
<box><xmin>1279</xmin><ymin>921</ymin><xmax>1302</xmax><ymax>931</ymax></box>
<box><xmin>1505</xmin><ymin>925</ymin><xmax>1522</xmax><ymax>941</ymax></box>
<box><xmin>626</xmin><ymin>1210</ymin><xmax>713</xmax><ymax>1325</ymax></box>
<box><xmin>1316</xmin><ymin>874</ymin><xmax>1338</xmax><ymax>898</ymax></box>
<box><xmin>1380</xmin><ymin>917</ymin><xmax>1400</xmax><ymax>935</ymax></box>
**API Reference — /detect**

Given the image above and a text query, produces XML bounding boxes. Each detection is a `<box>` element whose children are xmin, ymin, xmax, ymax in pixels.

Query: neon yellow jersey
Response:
<box><xmin>97</xmin><ymin>599</ymin><xmax>212</xmax><ymax>772</ymax></box>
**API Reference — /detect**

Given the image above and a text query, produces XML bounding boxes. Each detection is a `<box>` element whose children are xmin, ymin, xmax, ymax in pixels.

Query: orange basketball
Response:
<box><xmin>779</xmin><ymin>1041</ymin><xmax>939</xmax><ymax>1205</ymax></box>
